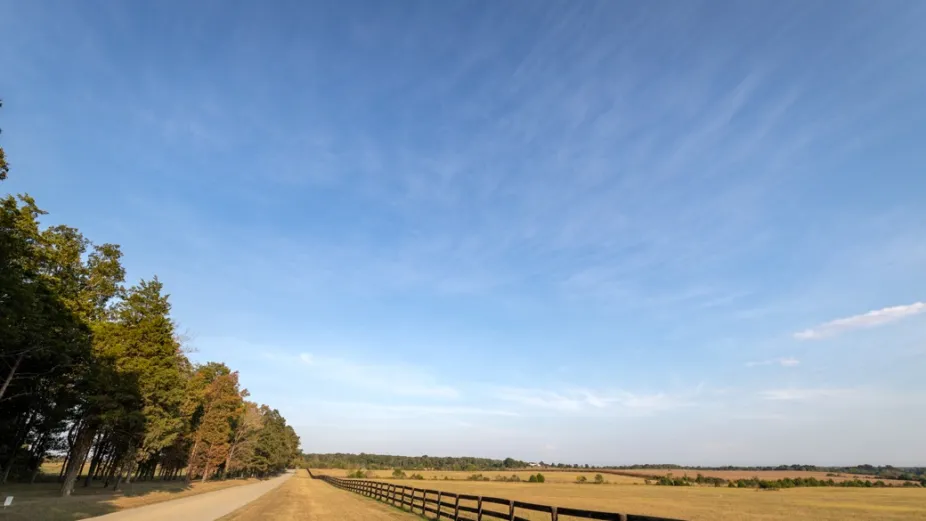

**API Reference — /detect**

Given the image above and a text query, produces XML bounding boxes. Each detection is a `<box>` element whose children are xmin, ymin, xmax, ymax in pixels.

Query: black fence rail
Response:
<box><xmin>307</xmin><ymin>470</ymin><xmax>686</xmax><ymax>521</ymax></box>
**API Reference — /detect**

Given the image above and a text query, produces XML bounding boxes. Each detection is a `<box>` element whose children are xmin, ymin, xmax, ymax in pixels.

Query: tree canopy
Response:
<box><xmin>0</xmin><ymin>139</ymin><xmax>300</xmax><ymax>495</ymax></box>
<box><xmin>300</xmin><ymin>453</ymin><xmax>528</xmax><ymax>471</ymax></box>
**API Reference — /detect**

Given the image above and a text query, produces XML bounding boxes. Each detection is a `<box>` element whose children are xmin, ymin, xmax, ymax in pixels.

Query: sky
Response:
<box><xmin>1</xmin><ymin>0</ymin><xmax>925</xmax><ymax>466</ymax></box>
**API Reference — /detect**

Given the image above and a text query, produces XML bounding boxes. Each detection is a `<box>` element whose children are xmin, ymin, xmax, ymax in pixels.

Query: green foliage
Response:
<box><xmin>528</xmin><ymin>473</ymin><xmax>545</xmax><ymax>483</ymax></box>
<box><xmin>594</xmin><ymin>473</ymin><xmax>605</xmax><ymax>484</ymax></box>
<box><xmin>650</xmin><ymin>473</ymin><xmax>918</xmax><ymax>489</ymax></box>
<box><xmin>576</xmin><ymin>475</ymin><xmax>587</xmax><ymax>483</ymax></box>
<box><xmin>392</xmin><ymin>469</ymin><xmax>407</xmax><ymax>479</ymax></box>
<box><xmin>466</xmin><ymin>473</ymin><xmax>491</xmax><ymax>481</ymax></box>
<box><xmin>409</xmin><ymin>473</ymin><xmax>425</xmax><ymax>480</ymax></box>
<box><xmin>0</xmin><ymin>146</ymin><xmax>8</xmax><ymax>181</ymax></box>
<box><xmin>599</xmin><ymin>463</ymin><xmax>926</xmax><ymax>482</ymax></box>
<box><xmin>301</xmin><ymin>453</ymin><xmax>528</xmax><ymax>471</ymax></box>
<box><xmin>0</xmin><ymin>145</ymin><xmax>298</xmax><ymax>492</ymax></box>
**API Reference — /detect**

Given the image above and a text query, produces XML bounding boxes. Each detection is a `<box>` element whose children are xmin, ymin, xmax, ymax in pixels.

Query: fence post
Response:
<box><xmin>436</xmin><ymin>491</ymin><xmax>442</xmax><ymax>520</ymax></box>
<box><xmin>550</xmin><ymin>506</ymin><xmax>558</xmax><ymax>521</ymax></box>
<box><xmin>619</xmin><ymin>515</ymin><xmax>628</xmax><ymax>521</ymax></box>
<box><xmin>422</xmin><ymin>490</ymin><xmax>428</xmax><ymax>515</ymax></box>
<box><xmin>453</xmin><ymin>495</ymin><xmax>460</xmax><ymax>520</ymax></box>
<box><xmin>477</xmin><ymin>496</ymin><xmax>483</xmax><ymax>521</ymax></box>
<box><xmin>508</xmin><ymin>499</ymin><xmax>515</xmax><ymax>520</ymax></box>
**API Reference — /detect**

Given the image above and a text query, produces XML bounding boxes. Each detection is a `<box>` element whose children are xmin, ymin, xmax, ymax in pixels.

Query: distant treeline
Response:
<box><xmin>610</xmin><ymin>464</ymin><xmax>926</xmax><ymax>482</ymax></box>
<box><xmin>301</xmin><ymin>453</ymin><xmax>527</xmax><ymax>471</ymax></box>
<box><xmin>301</xmin><ymin>453</ymin><xmax>925</xmax><ymax>484</ymax></box>
<box><xmin>653</xmin><ymin>473</ymin><xmax>926</xmax><ymax>488</ymax></box>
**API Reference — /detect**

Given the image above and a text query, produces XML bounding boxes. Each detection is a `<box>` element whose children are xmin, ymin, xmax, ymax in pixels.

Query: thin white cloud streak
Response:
<box><xmin>315</xmin><ymin>401</ymin><xmax>518</xmax><ymax>420</ymax></box>
<box><xmin>300</xmin><ymin>352</ymin><xmax>459</xmax><ymax>398</ymax></box>
<box><xmin>794</xmin><ymin>302</ymin><xmax>926</xmax><ymax>340</ymax></box>
<box><xmin>758</xmin><ymin>388</ymin><xmax>857</xmax><ymax>401</ymax></box>
<box><xmin>494</xmin><ymin>387</ymin><xmax>695</xmax><ymax>414</ymax></box>
<box><xmin>746</xmin><ymin>357</ymin><xmax>799</xmax><ymax>367</ymax></box>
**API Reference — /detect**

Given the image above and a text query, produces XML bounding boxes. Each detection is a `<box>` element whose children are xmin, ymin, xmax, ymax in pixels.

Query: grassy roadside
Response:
<box><xmin>0</xmin><ymin>476</ymin><xmax>260</xmax><ymax>521</ymax></box>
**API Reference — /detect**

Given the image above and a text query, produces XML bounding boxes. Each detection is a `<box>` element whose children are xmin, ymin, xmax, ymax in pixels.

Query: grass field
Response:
<box><xmin>220</xmin><ymin>470</ymin><xmax>417</xmax><ymax>521</ymax></box>
<box><xmin>0</xmin><ymin>475</ymin><xmax>259</xmax><ymax>521</ymax></box>
<box><xmin>327</xmin><ymin>469</ymin><xmax>644</xmax><ymax>484</ymax></box>
<box><xmin>382</xmin><ymin>478</ymin><xmax>926</xmax><ymax>521</ymax></box>
<box><xmin>307</xmin><ymin>469</ymin><xmax>925</xmax><ymax>521</ymax></box>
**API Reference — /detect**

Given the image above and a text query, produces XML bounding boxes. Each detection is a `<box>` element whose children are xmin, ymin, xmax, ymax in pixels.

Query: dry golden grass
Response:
<box><xmin>606</xmin><ymin>468</ymin><xmax>913</xmax><ymax>485</ymax></box>
<box><xmin>376</xmin><ymin>478</ymin><xmax>926</xmax><ymax>521</ymax></box>
<box><xmin>220</xmin><ymin>470</ymin><xmax>418</xmax><ymax>521</ymax></box>
<box><xmin>0</xmin><ymin>476</ymin><xmax>258</xmax><ymax>521</ymax></box>
<box><xmin>39</xmin><ymin>460</ymin><xmax>65</xmax><ymax>476</ymax></box>
<box><xmin>319</xmin><ymin>469</ymin><xmax>644</xmax><ymax>485</ymax></box>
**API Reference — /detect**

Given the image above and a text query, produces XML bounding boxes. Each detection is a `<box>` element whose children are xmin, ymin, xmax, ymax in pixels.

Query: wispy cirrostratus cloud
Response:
<box><xmin>493</xmin><ymin>387</ymin><xmax>696</xmax><ymax>414</ymax></box>
<box><xmin>299</xmin><ymin>352</ymin><xmax>459</xmax><ymax>398</ymax></box>
<box><xmin>758</xmin><ymin>388</ymin><xmax>858</xmax><ymax>401</ymax></box>
<box><xmin>315</xmin><ymin>401</ymin><xmax>519</xmax><ymax>420</ymax></box>
<box><xmin>746</xmin><ymin>357</ymin><xmax>799</xmax><ymax>367</ymax></box>
<box><xmin>794</xmin><ymin>302</ymin><xmax>926</xmax><ymax>340</ymax></box>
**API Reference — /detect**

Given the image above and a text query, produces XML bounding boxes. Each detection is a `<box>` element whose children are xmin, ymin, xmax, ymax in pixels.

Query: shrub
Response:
<box><xmin>594</xmin><ymin>474</ymin><xmax>604</xmax><ymax>484</ymax></box>
<box><xmin>528</xmin><ymin>474</ymin><xmax>538</xmax><ymax>483</ymax></box>
<box><xmin>535</xmin><ymin>473</ymin><xmax>545</xmax><ymax>483</ymax></box>
<box><xmin>576</xmin><ymin>475</ymin><xmax>588</xmax><ymax>483</ymax></box>
<box><xmin>409</xmin><ymin>473</ymin><xmax>425</xmax><ymax>480</ymax></box>
<box><xmin>392</xmin><ymin>469</ymin><xmax>407</xmax><ymax>479</ymax></box>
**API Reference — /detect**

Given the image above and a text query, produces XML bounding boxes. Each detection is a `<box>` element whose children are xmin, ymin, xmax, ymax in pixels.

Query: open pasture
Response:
<box><xmin>324</xmin><ymin>469</ymin><xmax>643</xmax><ymax>484</ymax></box>
<box><xmin>380</xmin><ymin>477</ymin><xmax>926</xmax><ymax>521</ymax></box>
<box><xmin>603</xmin><ymin>468</ymin><xmax>914</xmax><ymax>485</ymax></box>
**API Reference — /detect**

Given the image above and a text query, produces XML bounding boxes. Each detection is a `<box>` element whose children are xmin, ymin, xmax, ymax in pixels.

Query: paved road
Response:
<box><xmin>90</xmin><ymin>472</ymin><xmax>293</xmax><ymax>521</ymax></box>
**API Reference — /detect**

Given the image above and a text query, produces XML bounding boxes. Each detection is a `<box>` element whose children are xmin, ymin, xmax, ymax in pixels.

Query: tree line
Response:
<box><xmin>0</xmin><ymin>137</ymin><xmax>300</xmax><ymax>495</ymax></box>
<box><xmin>652</xmin><ymin>473</ymin><xmax>925</xmax><ymax>489</ymax></box>
<box><xmin>607</xmin><ymin>464</ymin><xmax>926</xmax><ymax>483</ymax></box>
<box><xmin>301</xmin><ymin>451</ymin><xmax>926</xmax><ymax>485</ymax></box>
<box><xmin>300</xmin><ymin>453</ymin><xmax>528</xmax><ymax>471</ymax></box>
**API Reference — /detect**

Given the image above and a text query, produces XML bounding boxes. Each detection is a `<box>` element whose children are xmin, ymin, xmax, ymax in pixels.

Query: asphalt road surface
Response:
<box><xmin>89</xmin><ymin>471</ymin><xmax>294</xmax><ymax>521</ymax></box>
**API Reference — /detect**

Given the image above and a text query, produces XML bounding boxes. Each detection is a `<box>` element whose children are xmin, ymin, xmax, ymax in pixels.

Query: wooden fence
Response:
<box><xmin>308</xmin><ymin>470</ymin><xmax>686</xmax><ymax>521</ymax></box>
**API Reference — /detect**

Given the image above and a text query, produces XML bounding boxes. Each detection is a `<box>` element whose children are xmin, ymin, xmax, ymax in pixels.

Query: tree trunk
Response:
<box><xmin>29</xmin><ymin>465</ymin><xmax>41</xmax><ymax>484</ymax></box>
<box><xmin>84</xmin><ymin>434</ymin><xmax>104</xmax><ymax>487</ymax></box>
<box><xmin>0</xmin><ymin>461</ymin><xmax>12</xmax><ymax>484</ymax></box>
<box><xmin>201</xmin><ymin>462</ymin><xmax>210</xmax><ymax>483</ymax></box>
<box><xmin>0</xmin><ymin>351</ymin><xmax>25</xmax><ymax>401</ymax></box>
<box><xmin>113</xmin><ymin>446</ymin><xmax>135</xmax><ymax>491</ymax></box>
<box><xmin>185</xmin><ymin>437</ymin><xmax>200</xmax><ymax>483</ymax></box>
<box><xmin>225</xmin><ymin>442</ymin><xmax>238</xmax><ymax>475</ymax></box>
<box><xmin>60</xmin><ymin>424</ymin><xmax>96</xmax><ymax>497</ymax></box>
<box><xmin>58</xmin><ymin>455</ymin><xmax>68</xmax><ymax>481</ymax></box>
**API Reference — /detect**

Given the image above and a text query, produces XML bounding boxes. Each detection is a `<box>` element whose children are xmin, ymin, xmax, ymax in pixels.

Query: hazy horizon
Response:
<box><xmin>2</xmin><ymin>0</ymin><xmax>924</xmax><ymax>465</ymax></box>
<box><xmin>299</xmin><ymin>451</ymin><xmax>925</xmax><ymax>469</ymax></box>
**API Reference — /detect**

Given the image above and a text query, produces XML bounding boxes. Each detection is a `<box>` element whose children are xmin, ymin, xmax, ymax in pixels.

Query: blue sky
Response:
<box><xmin>2</xmin><ymin>1</ymin><xmax>925</xmax><ymax>465</ymax></box>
